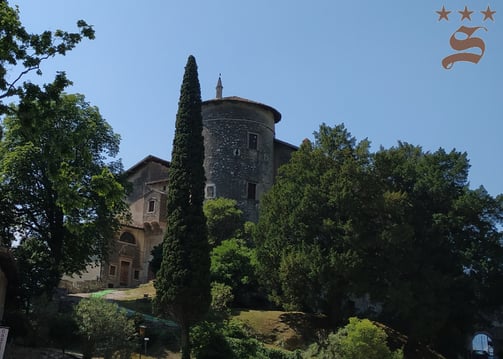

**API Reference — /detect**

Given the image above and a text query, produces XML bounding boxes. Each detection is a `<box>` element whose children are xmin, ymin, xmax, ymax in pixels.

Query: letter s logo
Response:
<box><xmin>442</xmin><ymin>26</ymin><xmax>487</xmax><ymax>69</ymax></box>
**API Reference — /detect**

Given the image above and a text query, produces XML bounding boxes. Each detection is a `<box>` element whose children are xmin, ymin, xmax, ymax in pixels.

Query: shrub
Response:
<box><xmin>210</xmin><ymin>238</ymin><xmax>259</xmax><ymax>306</ymax></box>
<box><xmin>191</xmin><ymin>319</ymin><xmax>301</xmax><ymax>359</ymax></box>
<box><xmin>303</xmin><ymin>317</ymin><xmax>403</xmax><ymax>359</ymax></box>
<box><xmin>74</xmin><ymin>297</ymin><xmax>135</xmax><ymax>359</ymax></box>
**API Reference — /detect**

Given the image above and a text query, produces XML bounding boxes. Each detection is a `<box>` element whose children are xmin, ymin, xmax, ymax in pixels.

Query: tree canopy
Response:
<box><xmin>0</xmin><ymin>84</ymin><xmax>128</xmax><ymax>295</ymax></box>
<box><xmin>204</xmin><ymin>197</ymin><xmax>244</xmax><ymax>247</ymax></box>
<box><xmin>0</xmin><ymin>0</ymin><xmax>94</xmax><ymax>109</ymax></box>
<box><xmin>1</xmin><ymin>0</ymin><xmax>95</xmax><ymax>249</ymax></box>
<box><xmin>255</xmin><ymin>123</ymin><xmax>503</xmax><ymax>356</ymax></box>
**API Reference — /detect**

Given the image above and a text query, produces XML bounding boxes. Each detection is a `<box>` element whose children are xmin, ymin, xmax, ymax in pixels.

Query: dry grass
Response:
<box><xmin>101</xmin><ymin>281</ymin><xmax>157</xmax><ymax>301</ymax></box>
<box><xmin>234</xmin><ymin>309</ymin><xmax>329</xmax><ymax>351</ymax></box>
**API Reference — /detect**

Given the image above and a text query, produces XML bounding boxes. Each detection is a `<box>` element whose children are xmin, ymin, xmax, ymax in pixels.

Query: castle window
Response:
<box><xmin>248</xmin><ymin>133</ymin><xmax>258</xmax><ymax>150</ymax></box>
<box><xmin>206</xmin><ymin>184</ymin><xmax>216</xmax><ymax>199</ymax></box>
<box><xmin>109</xmin><ymin>265</ymin><xmax>116</xmax><ymax>276</ymax></box>
<box><xmin>148</xmin><ymin>199</ymin><xmax>156</xmax><ymax>213</ymax></box>
<box><xmin>119</xmin><ymin>232</ymin><xmax>136</xmax><ymax>245</ymax></box>
<box><xmin>133</xmin><ymin>270</ymin><xmax>140</xmax><ymax>280</ymax></box>
<box><xmin>247</xmin><ymin>182</ymin><xmax>257</xmax><ymax>200</ymax></box>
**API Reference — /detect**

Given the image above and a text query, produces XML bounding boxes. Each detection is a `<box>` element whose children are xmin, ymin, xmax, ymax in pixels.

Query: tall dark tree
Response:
<box><xmin>1</xmin><ymin>0</ymin><xmax>94</xmax><ymax>244</ymax></box>
<box><xmin>255</xmin><ymin>124</ymin><xmax>375</xmax><ymax>325</ymax></box>
<box><xmin>255</xmin><ymin>123</ymin><xmax>503</xmax><ymax>357</ymax></box>
<box><xmin>154</xmin><ymin>56</ymin><xmax>210</xmax><ymax>359</ymax></box>
<box><xmin>0</xmin><ymin>79</ymin><xmax>128</xmax><ymax>296</ymax></box>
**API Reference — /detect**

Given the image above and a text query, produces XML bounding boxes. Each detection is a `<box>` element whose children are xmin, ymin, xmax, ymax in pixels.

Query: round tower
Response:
<box><xmin>202</xmin><ymin>77</ymin><xmax>281</xmax><ymax>222</ymax></box>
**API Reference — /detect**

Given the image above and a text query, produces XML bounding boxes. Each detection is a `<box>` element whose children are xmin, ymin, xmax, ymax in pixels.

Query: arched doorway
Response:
<box><xmin>471</xmin><ymin>332</ymin><xmax>494</xmax><ymax>358</ymax></box>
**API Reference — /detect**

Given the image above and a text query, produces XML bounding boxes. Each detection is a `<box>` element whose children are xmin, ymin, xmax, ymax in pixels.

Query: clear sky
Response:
<box><xmin>8</xmin><ymin>0</ymin><xmax>503</xmax><ymax>196</ymax></box>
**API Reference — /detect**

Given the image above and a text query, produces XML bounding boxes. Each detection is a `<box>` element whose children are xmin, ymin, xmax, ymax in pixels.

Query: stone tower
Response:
<box><xmin>201</xmin><ymin>77</ymin><xmax>284</xmax><ymax>222</ymax></box>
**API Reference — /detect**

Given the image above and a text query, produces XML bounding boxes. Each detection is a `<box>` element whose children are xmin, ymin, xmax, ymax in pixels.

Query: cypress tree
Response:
<box><xmin>154</xmin><ymin>55</ymin><xmax>210</xmax><ymax>359</ymax></box>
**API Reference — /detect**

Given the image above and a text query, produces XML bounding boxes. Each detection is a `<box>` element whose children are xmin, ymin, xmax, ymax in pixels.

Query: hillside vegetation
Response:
<box><xmin>97</xmin><ymin>282</ymin><xmax>445</xmax><ymax>359</ymax></box>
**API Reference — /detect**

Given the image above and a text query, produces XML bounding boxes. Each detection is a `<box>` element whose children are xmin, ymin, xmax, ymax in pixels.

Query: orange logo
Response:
<box><xmin>436</xmin><ymin>5</ymin><xmax>496</xmax><ymax>69</ymax></box>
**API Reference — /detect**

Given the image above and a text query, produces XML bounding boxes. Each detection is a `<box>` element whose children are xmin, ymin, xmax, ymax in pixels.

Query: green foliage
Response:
<box><xmin>191</xmin><ymin>319</ymin><xmax>301</xmax><ymax>359</ymax></box>
<box><xmin>74</xmin><ymin>297</ymin><xmax>135</xmax><ymax>359</ymax></box>
<box><xmin>211</xmin><ymin>238</ymin><xmax>258</xmax><ymax>306</ymax></box>
<box><xmin>204</xmin><ymin>197</ymin><xmax>244</xmax><ymax>246</ymax></box>
<box><xmin>256</xmin><ymin>124</ymin><xmax>371</xmax><ymax>323</ymax></box>
<box><xmin>191</xmin><ymin>320</ymin><xmax>235</xmax><ymax>359</ymax></box>
<box><xmin>211</xmin><ymin>282</ymin><xmax>234</xmax><ymax>313</ymax></box>
<box><xmin>0</xmin><ymin>1</ymin><xmax>94</xmax><ymax>108</ymax></box>
<box><xmin>1</xmin><ymin>89</ymin><xmax>128</xmax><ymax>295</ymax></box>
<box><xmin>150</xmin><ymin>198</ymin><xmax>248</xmax><ymax>277</ymax></box>
<box><xmin>154</xmin><ymin>55</ymin><xmax>210</xmax><ymax>359</ymax></box>
<box><xmin>13</xmin><ymin>238</ymin><xmax>57</xmax><ymax>309</ymax></box>
<box><xmin>1</xmin><ymin>0</ymin><xmax>94</xmax><ymax>245</ymax></box>
<box><xmin>49</xmin><ymin>312</ymin><xmax>79</xmax><ymax>352</ymax></box>
<box><xmin>149</xmin><ymin>242</ymin><xmax>162</xmax><ymax>276</ymax></box>
<box><xmin>256</xmin><ymin>123</ymin><xmax>503</xmax><ymax>356</ymax></box>
<box><xmin>303</xmin><ymin>318</ymin><xmax>403</xmax><ymax>359</ymax></box>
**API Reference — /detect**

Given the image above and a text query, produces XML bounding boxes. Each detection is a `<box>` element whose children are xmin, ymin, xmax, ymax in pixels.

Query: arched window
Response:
<box><xmin>119</xmin><ymin>232</ymin><xmax>136</xmax><ymax>244</ymax></box>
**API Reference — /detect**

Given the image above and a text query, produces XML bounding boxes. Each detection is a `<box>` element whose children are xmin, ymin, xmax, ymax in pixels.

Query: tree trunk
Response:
<box><xmin>180</xmin><ymin>323</ymin><xmax>191</xmax><ymax>359</ymax></box>
<box><xmin>82</xmin><ymin>339</ymin><xmax>94</xmax><ymax>359</ymax></box>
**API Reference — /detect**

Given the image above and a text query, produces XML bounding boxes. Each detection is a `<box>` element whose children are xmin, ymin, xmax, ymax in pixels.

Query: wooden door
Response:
<box><xmin>119</xmin><ymin>260</ymin><xmax>130</xmax><ymax>286</ymax></box>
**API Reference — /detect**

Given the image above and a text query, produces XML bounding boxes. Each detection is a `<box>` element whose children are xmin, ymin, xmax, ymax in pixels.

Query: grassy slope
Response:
<box><xmin>107</xmin><ymin>282</ymin><xmax>445</xmax><ymax>359</ymax></box>
<box><xmin>234</xmin><ymin>309</ymin><xmax>330</xmax><ymax>351</ymax></box>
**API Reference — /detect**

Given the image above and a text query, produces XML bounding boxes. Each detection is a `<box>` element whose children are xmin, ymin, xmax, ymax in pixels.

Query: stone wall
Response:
<box><xmin>202</xmin><ymin>100</ymin><xmax>277</xmax><ymax>222</ymax></box>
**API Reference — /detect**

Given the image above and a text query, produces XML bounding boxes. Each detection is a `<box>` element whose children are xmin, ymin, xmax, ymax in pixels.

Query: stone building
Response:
<box><xmin>202</xmin><ymin>77</ymin><xmax>296</xmax><ymax>222</ymax></box>
<box><xmin>61</xmin><ymin>78</ymin><xmax>296</xmax><ymax>290</ymax></box>
<box><xmin>105</xmin><ymin>155</ymin><xmax>169</xmax><ymax>288</ymax></box>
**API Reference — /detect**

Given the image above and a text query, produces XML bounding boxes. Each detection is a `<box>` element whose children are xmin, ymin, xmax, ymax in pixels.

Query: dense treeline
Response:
<box><xmin>255</xmin><ymin>123</ymin><xmax>503</xmax><ymax>356</ymax></box>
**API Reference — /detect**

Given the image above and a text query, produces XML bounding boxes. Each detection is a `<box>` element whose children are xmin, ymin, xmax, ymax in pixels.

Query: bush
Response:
<box><xmin>191</xmin><ymin>321</ymin><xmax>234</xmax><ymax>359</ymax></box>
<box><xmin>74</xmin><ymin>297</ymin><xmax>136</xmax><ymax>359</ymax></box>
<box><xmin>303</xmin><ymin>317</ymin><xmax>403</xmax><ymax>359</ymax></box>
<box><xmin>210</xmin><ymin>238</ymin><xmax>259</xmax><ymax>306</ymax></box>
<box><xmin>191</xmin><ymin>319</ymin><xmax>301</xmax><ymax>359</ymax></box>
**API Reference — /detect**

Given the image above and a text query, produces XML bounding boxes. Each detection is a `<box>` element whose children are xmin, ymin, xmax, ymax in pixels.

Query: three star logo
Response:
<box><xmin>436</xmin><ymin>5</ymin><xmax>496</xmax><ymax>22</ymax></box>
<box><xmin>436</xmin><ymin>4</ymin><xmax>496</xmax><ymax>69</ymax></box>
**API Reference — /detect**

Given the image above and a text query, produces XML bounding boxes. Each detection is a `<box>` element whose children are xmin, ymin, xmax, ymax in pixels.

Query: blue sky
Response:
<box><xmin>9</xmin><ymin>0</ymin><xmax>503</xmax><ymax>196</ymax></box>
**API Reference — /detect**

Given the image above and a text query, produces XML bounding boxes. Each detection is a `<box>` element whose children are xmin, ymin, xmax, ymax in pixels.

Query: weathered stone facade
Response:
<box><xmin>61</xmin><ymin>84</ymin><xmax>296</xmax><ymax>289</ymax></box>
<box><xmin>103</xmin><ymin>156</ymin><xmax>169</xmax><ymax>288</ymax></box>
<box><xmin>61</xmin><ymin>156</ymin><xmax>169</xmax><ymax>291</ymax></box>
<box><xmin>202</xmin><ymin>96</ymin><xmax>289</xmax><ymax>222</ymax></box>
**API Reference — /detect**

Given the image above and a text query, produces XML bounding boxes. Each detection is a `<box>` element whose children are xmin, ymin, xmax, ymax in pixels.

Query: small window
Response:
<box><xmin>119</xmin><ymin>232</ymin><xmax>136</xmax><ymax>244</ymax></box>
<box><xmin>134</xmin><ymin>270</ymin><xmax>140</xmax><ymax>280</ymax></box>
<box><xmin>109</xmin><ymin>265</ymin><xmax>116</xmax><ymax>276</ymax></box>
<box><xmin>247</xmin><ymin>182</ymin><xmax>257</xmax><ymax>200</ymax></box>
<box><xmin>148</xmin><ymin>199</ymin><xmax>155</xmax><ymax>212</ymax></box>
<box><xmin>206</xmin><ymin>185</ymin><xmax>216</xmax><ymax>199</ymax></box>
<box><xmin>248</xmin><ymin>133</ymin><xmax>258</xmax><ymax>150</ymax></box>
